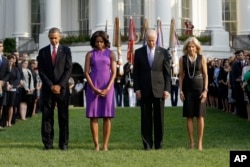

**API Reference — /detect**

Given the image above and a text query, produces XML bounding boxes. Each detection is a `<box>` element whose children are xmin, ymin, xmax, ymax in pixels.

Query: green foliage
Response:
<box><xmin>178</xmin><ymin>35</ymin><xmax>211</xmax><ymax>44</ymax></box>
<box><xmin>3</xmin><ymin>38</ymin><xmax>16</xmax><ymax>54</ymax></box>
<box><xmin>196</xmin><ymin>35</ymin><xmax>211</xmax><ymax>43</ymax></box>
<box><xmin>60</xmin><ymin>35</ymin><xmax>90</xmax><ymax>45</ymax></box>
<box><xmin>0</xmin><ymin>107</ymin><xmax>250</xmax><ymax>167</ymax></box>
<box><xmin>178</xmin><ymin>35</ymin><xmax>189</xmax><ymax>42</ymax></box>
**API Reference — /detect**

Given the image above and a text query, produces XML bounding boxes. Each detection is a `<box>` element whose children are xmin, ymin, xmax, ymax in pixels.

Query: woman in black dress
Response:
<box><xmin>179</xmin><ymin>37</ymin><xmax>208</xmax><ymax>151</ymax></box>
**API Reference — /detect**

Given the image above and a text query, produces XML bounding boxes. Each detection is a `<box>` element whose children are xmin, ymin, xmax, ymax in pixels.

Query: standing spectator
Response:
<box><xmin>37</xmin><ymin>27</ymin><xmax>72</xmax><ymax>150</ymax></box>
<box><xmin>179</xmin><ymin>37</ymin><xmax>208</xmax><ymax>151</ymax></box>
<box><xmin>19</xmin><ymin>60</ymin><xmax>35</xmax><ymax>119</ymax></box>
<box><xmin>74</xmin><ymin>79</ymin><xmax>84</xmax><ymax>106</ymax></box>
<box><xmin>231</xmin><ymin>50</ymin><xmax>247</xmax><ymax>118</ymax></box>
<box><xmin>218</xmin><ymin>59</ymin><xmax>230</xmax><ymax>112</ymax></box>
<box><xmin>123</xmin><ymin>62</ymin><xmax>136</xmax><ymax>107</ymax></box>
<box><xmin>11</xmin><ymin>52</ymin><xmax>22</xmax><ymax>125</ymax></box>
<box><xmin>0</xmin><ymin>41</ymin><xmax>10</xmax><ymax>129</ymax></box>
<box><xmin>213</xmin><ymin>59</ymin><xmax>221</xmax><ymax>109</ymax></box>
<box><xmin>241</xmin><ymin>54</ymin><xmax>250</xmax><ymax>120</ymax></box>
<box><xmin>133</xmin><ymin>30</ymin><xmax>171</xmax><ymax>150</ymax></box>
<box><xmin>84</xmin><ymin>30</ymin><xmax>116</xmax><ymax>151</ymax></box>
<box><xmin>185</xmin><ymin>20</ymin><xmax>194</xmax><ymax>36</ymax></box>
<box><xmin>114</xmin><ymin>61</ymin><xmax>124</xmax><ymax>107</ymax></box>
<box><xmin>33</xmin><ymin>67</ymin><xmax>42</xmax><ymax>114</ymax></box>
<box><xmin>227</xmin><ymin>55</ymin><xmax>236</xmax><ymax>113</ymax></box>
<box><xmin>5</xmin><ymin>54</ymin><xmax>20</xmax><ymax>127</ymax></box>
<box><xmin>68</xmin><ymin>77</ymin><xmax>75</xmax><ymax>105</ymax></box>
<box><xmin>171</xmin><ymin>63</ymin><xmax>179</xmax><ymax>106</ymax></box>
<box><xmin>207</xmin><ymin>59</ymin><xmax>215</xmax><ymax>107</ymax></box>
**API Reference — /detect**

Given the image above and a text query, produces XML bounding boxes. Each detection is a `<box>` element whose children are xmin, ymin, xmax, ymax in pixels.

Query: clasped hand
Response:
<box><xmin>51</xmin><ymin>85</ymin><xmax>61</xmax><ymax>94</ymax></box>
<box><xmin>95</xmin><ymin>88</ymin><xmax>110</xmax><ymax>97</ymax></box>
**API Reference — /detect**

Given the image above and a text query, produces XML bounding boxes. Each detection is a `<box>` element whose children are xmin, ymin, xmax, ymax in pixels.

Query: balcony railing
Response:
<box><xmin>231</xmin><ymin>35</ymin><xmax>250</xmax><ymax>50</ymax></box>
<box><xmin>57</xmin><ymin>29</ymin><xmax>212</xmax><ymax>46</ymax></box>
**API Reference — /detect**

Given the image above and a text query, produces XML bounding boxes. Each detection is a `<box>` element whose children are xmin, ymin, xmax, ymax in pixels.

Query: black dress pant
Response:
<box><xmin>140</xmin><ymin>95</ymin><xmax>164</xmax><ymax>150</ymax></box>
<box><xmin>41</xmin><ymin>92</ymin><xmax>69</xmax><ymax>149</ymax></box>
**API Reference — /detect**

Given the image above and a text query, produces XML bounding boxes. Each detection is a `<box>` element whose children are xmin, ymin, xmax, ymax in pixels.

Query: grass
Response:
<box><xmin>0</xmin><ymin>106</ymin><xmax>250</xmax><ymax>167</ymax></box>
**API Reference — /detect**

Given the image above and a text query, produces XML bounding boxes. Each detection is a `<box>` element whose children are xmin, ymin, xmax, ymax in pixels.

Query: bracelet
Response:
<box><xmin>204</xmin><ymin>88</ymin><xmax>208</xmax><ymax>92</ymax></box>
<box><xmin>180</xmin><ymin>91</ymin><xmax>183</xmax><ymax>94</ymax></box>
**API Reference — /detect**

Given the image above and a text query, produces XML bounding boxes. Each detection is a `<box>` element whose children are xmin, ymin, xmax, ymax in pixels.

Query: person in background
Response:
<box><xmin>170</xmin><ymin>63</ymin><xmax>179</xmax><ymax>107</ymax></box>
<box><xmin>5</xmin><ymin>54</ymin><xmax>20</xmax><ymax>127</ymax></box>
<box><xmin>68</xmin><ymin>77</ymin><xmax>75</xmax><ymax>106</ymax></box>
<box><xmin>19</xmin><ymin>59</ymin><xmax>35</xmax><ymax>119</ymax></box>
<box><xmin>37</xmin><ymin>27</ymin><xmax>72</xmax><ymax>150</ymax></box>
<box><xmin>84</xmin><ymin>30</ymin><xmax>116</xmax><ymax>151</ymax></box>
<box><xmin>74</xmin><ymin>79</ymin><xmax>84</xmax><ymax>106</ymax></box>
<box><xmin>114</xmin><ymin>61</ymin><xmax>124</xmax><ymax>107</ymax></box>
<box><xmin>123</xmin><ymin>62</ymin><xmax>136</xmax><ymax>107</ymax></box>
<box><xmin>133</xmin><ymin>30</ymin><xmax>171</xmax><ymax>150</ymax></box>
<box><xmin>218</xmin><ymin>59</ymin><xmax>230</xmax><ymax>112</ymax></box>
<box><xmin>179</xmin><ymin>37</ymin><xmax>208</xmax><ymax>151</ymax></box>
<box><xmin>231</xmin><ymin>50</ymin><xmax>247</xmax><ymax>118</ymax></box>
<box><xmin>0</xmin><ymin>41</ymin><xmax>9</xmax><ymax>129</ymax></box>
<box><xmin>241</xmin><ymin>54</ymin><xmax>250</xmax><ymax>121</ymax></box>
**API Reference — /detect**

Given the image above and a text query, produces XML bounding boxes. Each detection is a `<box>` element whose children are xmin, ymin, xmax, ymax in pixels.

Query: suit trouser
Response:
<box><xmin>140</xmin><ymin>96</ymin><xmax>164</xmax><ymax>149</ymax></box>
<box><xmin>171</xmin><ymin>85</ymin><xmax>179</xmax><ymax>106</ymax></box>
<box><xmin>41</xmin><ymin>93</ymin><xmax>69</xmax><ymax>148</ymax></box>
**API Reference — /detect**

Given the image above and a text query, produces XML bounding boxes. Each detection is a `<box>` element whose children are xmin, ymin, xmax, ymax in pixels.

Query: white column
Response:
<box><xmin>95</xmin><ymin>0</ymin><xmax>112</xmax><ymax>30</ymax></box>
<box><xmin>155</xmin><ymin>0</ymin><xmax>171</xmax><ymax>48</ymax></box>
<box><xmin>45</xmin><ymin>0</ymin><xmax>61</xmax><ymax>31</ymax></box>
<box><xmin>206</xmin><ymin>0</ymin><xmax>229</xmax><ymax>51</ymax></box>
<box><xmin>13</xmin><ymin>0</ymin><xmax>30</xmax><ymax>37</ymax></box>
<box><xmin>237</xmin><ymin>0</ymin><xmax>250</xmax><ymax>35</ymax></box>
<box><xmin>207</xmin><ymin>0</ymin><xmax>223</xmax><ymax>30</ymax></box>
<box><xmin>94</xmin><ymin>0</ymin><xmax>113</xmax><ymax>43</ymax></box>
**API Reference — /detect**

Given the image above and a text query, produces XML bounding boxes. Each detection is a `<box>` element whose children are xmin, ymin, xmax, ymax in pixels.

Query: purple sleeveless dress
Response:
<box><xmin>86</xmin><ymin>48</ymin><xmax>115</xmax><ymax>118</ymax></box>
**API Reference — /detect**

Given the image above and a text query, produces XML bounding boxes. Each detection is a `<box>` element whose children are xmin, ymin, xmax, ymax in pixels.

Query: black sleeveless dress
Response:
<box><xmin>182</xmin><ymin>54</ymin><xmax>206</xmax><ymax>117</ymax></box>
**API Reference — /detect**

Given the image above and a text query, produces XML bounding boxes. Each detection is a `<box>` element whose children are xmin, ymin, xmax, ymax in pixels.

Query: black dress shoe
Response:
<box><xmin>59</xmin><ymin>145</ymin><xmax>68</xmax><ymax>151</ymax></box>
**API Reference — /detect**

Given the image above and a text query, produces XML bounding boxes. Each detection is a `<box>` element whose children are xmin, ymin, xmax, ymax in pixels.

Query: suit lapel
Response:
<box><xmin>151</xmin><ymin>47</ymin><xmax>160</xmax><ymax>68</ymax></box>
<box><xmin>142</xmin><ymin>47</ymin><xmax>151</xmax><ymax>67</ymax></box>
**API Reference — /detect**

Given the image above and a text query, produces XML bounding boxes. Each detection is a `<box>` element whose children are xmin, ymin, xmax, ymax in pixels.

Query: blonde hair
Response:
<box><xmin>182</xmin><ymin>37</ymin><xmax>202</xmax><ymax>55</ymax></box>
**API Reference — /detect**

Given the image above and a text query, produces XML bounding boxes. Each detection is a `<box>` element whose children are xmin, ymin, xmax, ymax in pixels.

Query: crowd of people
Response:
<box><xmin>0</xmin><ymin>42</ymin><xmax>42</xmax><ymax>129</ymax></box>
<box><xmin>207</xmin><ymin>50</ymin><xmax>250</xmax><ymax>120</ymax></box>
<box><xmin>1</xmin><ymin>27</ymin><xmax>250</xmax><ymax>152</ymax></box>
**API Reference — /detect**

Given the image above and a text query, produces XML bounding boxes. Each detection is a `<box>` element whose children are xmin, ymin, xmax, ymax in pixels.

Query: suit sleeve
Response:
<box><xmin>163</xmin><ymin>49</ymin><xmax>171</xmax><ymax>92</ymax></box>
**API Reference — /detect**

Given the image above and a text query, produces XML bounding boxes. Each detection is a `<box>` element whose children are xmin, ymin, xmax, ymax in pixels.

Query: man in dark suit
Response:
<box><xmin>133</xmin><ymin>30</ymin><xmax>171</xmax><ymax>150</ymax></box>
<box><xmin>0</xmin><ymin>41</ymin><xmax>10</xmax><ymax>129</ymax></box>
<box><xmin>37</xmin><ymin>27</ymin><xmax>72</xmax><ymax>150</ymax></box>
<box><xmin>231</xmin><ymin>50</ymin><xmax>247</xmax><ymax>118</ymax></box>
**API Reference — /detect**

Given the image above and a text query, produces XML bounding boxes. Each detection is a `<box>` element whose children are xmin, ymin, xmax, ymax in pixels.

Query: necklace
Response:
<box><xmin>186</xmin><ymin>55</ymin><xmax>196</xmax><ymax>78</ymax></box>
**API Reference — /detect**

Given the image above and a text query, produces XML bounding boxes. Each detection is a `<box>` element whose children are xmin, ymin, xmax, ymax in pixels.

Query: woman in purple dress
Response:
<box><xmin>84</xmin><ymin>31</ymin><xmax>116</xmax><ymax>151</ymax></box>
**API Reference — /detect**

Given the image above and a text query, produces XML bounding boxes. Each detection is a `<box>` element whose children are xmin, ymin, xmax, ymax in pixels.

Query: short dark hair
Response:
<box><xmin>235</xmin><ymin>50</ymin><xmax>244</xmax><ymax>55</ymax></box>
<box><xmin>90</xmin><ymin>30</ymin><xmax>110</xmax><ymax>48</ymax></box>
<box><xmin>48</xmin><ymin>27</ymin><xmax>61</xmax><ymax>35</ymax></box>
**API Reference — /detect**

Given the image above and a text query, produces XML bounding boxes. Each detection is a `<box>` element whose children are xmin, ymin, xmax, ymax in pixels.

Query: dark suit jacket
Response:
<box><xmin>133</xmin><ymin>46</ymin><xmax>171</xmax><ymax>98</ymax></box>
<box><xmin>37</xmin><ymin>44</ymin><xmax>72</xmax><ymax>99</ymax></box>
<box><xmin>0</xmin><ymin>55</ymin><xmax>10</xmax><ymax>81</ymax></box>
<box><xmin>231</xmin><ymin>61</ymin><xmax>242</xmax><ymax>87</ymax></box>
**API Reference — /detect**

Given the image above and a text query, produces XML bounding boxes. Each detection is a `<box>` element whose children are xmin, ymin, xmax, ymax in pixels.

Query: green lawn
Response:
<box><xmin>0</xmin><ymin>107</ymin><xmax>250</xmax><ymax>167</ymax></box>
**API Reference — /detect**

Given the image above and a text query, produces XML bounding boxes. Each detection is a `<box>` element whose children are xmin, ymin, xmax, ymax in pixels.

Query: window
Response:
<box><xmin>181</xmin><ymin>0</ymin><xmax>191</xmax><ymax>29</ymax></box>
<box><xmin>31</xmin><ymin>0</ymin><xmax>41</xmax><ymax>43</ymax></box>
<box><xmin>79</xmin><ymin>0</ymin><xmax>89</xmax><ymax>35</ymax></box>
<box><xmin>222</xmin><ymin>0</ymin><xmax>237</xmax><ymax>35</ymax></box>
<box><xmin>123</xmin><ymin>0</ymin><xmax>144</xmax><ymax>34</ymax></box>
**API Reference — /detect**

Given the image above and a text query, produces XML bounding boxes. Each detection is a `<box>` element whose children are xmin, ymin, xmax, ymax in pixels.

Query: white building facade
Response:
<box><xmin>0</xmin><ymin>0</ymin><xmax>250</xmax><ymax>68</ymax></box>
